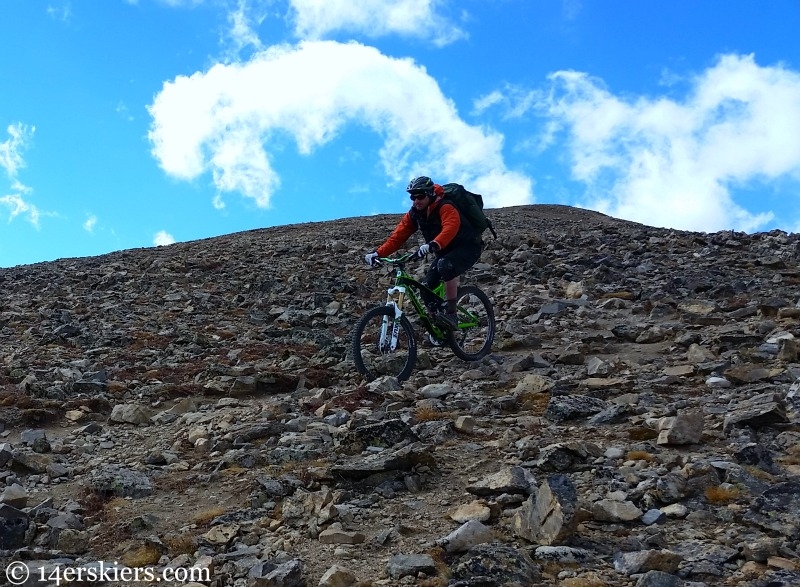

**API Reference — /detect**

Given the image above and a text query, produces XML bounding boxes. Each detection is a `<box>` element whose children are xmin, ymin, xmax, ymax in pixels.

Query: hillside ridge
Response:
<box><xmin>1</xmin><ymin>204</ymin><xmax>799</xmax><ymax>587</ymax></box>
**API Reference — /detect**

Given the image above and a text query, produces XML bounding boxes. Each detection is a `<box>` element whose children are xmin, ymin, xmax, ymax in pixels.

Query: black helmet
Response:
<box><xmin>406</xmin><ymin>176</ymin><xmax>435</xmax><ymax>196</ymax></box>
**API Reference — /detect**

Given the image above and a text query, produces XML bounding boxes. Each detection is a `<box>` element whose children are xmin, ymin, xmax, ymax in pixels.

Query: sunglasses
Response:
<box><xmin>409</xmin><ymin>192</ymin><xmax>430</xmax><ymax>201</ymax></box>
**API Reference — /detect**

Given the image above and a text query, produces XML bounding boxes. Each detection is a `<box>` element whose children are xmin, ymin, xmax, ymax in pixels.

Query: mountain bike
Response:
<box><xmin>352</xmin><ymin>252</ymin><xmax>495</xmax><ymax>382</ymax></box>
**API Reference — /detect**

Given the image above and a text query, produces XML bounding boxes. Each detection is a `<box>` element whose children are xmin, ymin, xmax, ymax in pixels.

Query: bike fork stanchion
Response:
<box><xmin>379</xmin><ymin>313</ymin><xmax>391</xmax><ymax>352</ymax></box>
<box><xmin>380</xmin><ymin>302</ymin><xmax>403</xmax><ymax>352</ymax></box>
<box><xmin>384</xmin><ymin>285</ymin><xmax>407</xmax><ymax>352</ymax></box>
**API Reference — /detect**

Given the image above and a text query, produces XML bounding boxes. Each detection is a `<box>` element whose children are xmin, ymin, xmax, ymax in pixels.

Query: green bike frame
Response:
<box><xmin>377</xmin><ymin>252</ymin><xmax>482</xmax><ymax>349</ymax></box>
<box><xmin>353</xmin><ymin>252</ymin><xmax>495</xmax><ymax>382</ymax></box>
<box><xmin>381</xmin><ymin>277</ymin><xmax>445</xmax><ymax>349</ymax></box>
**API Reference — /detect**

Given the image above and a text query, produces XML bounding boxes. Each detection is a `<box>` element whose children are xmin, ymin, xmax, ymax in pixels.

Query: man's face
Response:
<box><xmin>410</xmin><ymin>191</ymin><xmax>432</xmax><ymax>211</ymax></box>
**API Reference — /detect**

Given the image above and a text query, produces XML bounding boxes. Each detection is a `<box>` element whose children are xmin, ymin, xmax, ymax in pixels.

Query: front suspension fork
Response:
<box><xmin>381</xmin><ymin>286</ymin><xmax>406</xmax><ymax>351</ymax></box>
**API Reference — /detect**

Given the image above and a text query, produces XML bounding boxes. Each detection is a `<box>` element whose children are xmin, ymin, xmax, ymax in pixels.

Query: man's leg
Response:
<box><xmin>444</xmin><ymin>278</ymin><xmax>459</xmax><ymax>314</ymax></box>
<box><xmin>436</xmin><ymin>243</ymin><xmax>482</xmax><ymax>329</ymax></box>
<box><xmin>421</xmin><ymin>261</ymin><xmax>442</xmax><ymax>306</ymax></box>
<box><xmin>422</xmin><ymin>259</ymin><xmax>440</xmax><ymax>289</ymax></box>
<box><xmin>434</xmin><ymin>258</ymin><xmax>461</xmax><ymax>330</ymax></box>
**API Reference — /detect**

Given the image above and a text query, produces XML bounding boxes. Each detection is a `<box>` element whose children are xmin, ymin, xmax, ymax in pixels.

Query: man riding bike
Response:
<box><xmin>364</xmin><ymin>176</ymin><xmax>482</xmax><ymax>330</ymax></box>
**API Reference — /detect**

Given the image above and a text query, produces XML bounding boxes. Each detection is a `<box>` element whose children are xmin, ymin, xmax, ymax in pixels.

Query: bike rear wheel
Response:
<box><xmin>352</xmin><ymin>305</ymin><xmax>417</xmax><ymax>382</ymax></box>
<box><xmin>447</xmin><ymin>285</ymin><xmax>495</xmax><ymax>361</ymax></box>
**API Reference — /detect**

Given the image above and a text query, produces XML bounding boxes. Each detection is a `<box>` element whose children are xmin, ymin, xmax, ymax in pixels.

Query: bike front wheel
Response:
<box><xmin>447</xmin><ymin>285</ymin><xmax>495</xmax><ymax>361</ymax></box>
<box><xmin>352</xmin><ymin>305</ymin><xmax>417</xmax><ymax>382</ymax></box>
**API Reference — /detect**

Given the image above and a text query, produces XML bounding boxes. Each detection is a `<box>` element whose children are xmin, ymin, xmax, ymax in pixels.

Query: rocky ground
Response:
<box><xmin>1</xmin><ymin>204</ymin><xmax>799</xmax><ymax>587</ymax></box>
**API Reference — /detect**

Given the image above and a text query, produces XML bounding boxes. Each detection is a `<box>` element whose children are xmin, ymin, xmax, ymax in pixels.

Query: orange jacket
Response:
<box><xmin>376</xmin><ymin>195</ymin><xmax>461</xmax><ymax>257</ymax></box>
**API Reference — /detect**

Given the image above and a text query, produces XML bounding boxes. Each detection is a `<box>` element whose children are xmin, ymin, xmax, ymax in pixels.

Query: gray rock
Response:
<box><xmin>247</xmin><ymin>559</ymin><xmax>304</xmax><ymax>587</ymax></box>
<box><xmin>636</xmin><ymin>570</ymin><xmax>684</xmax><ymax>587</ymax></box>
<box><xmin>56</xmin><ymin>528</ymin><xmax>89</xmax><ymax>554</ymax></box>
<box><xmin>10</xmin><ymin>449</ymin><xmax>51</xmax><ymax>473</ymax></box>
<box><xmin>533</xmin><ymin>545</ymin><xmax>593</xmax><ymax>564</ymax></box>
<box><xmin>544</xmin><ymin>394</ymin><xmax>608</xmax><ymax>422</ymax></box>
<box><xmin>336</xmin><ymin>418</ymin><xmax>419</xmax><ymax>455</ymax></box>
<box><xmin>614</xmin><ymin>550</ymin><xmax>683</xmax><ymax>575</ymax></box>
<box><xmin>656</xmin><ymin>412</ymin><xmax>704</xmax><ymax>445</ymax></box>
<box><xmin>641</xmin><ymin>509</ymin><xmax>667</xmax><ymax>525</ymax></box>
<box><xmin>588</xmin><ymin>402</ymin><xmax>635</xmax><ymax>425</ymax></box>
<box><xmin>385</xmin><ymin>554</ymin><xmax>437</xmax><ymax>580</ymax></box>
<box><xmin>0</xmin><ymin>483</ymin><xmax>28</xmax><ymax>508</ymax></box>
<box><xmin>743</xmin><ymin>482</ymin><xmax>800</xmax><ymax>538</ymax></box>
<box><xmin>654</xmin><ymin>473</ymin><xmax>688</xmax><ymax>504</ymax></box>
<box><xmin>533</xmin><ymin>442</ymin><xmax>604</xmax><ymax>471</ymax></box>
<box><xmin>671</xmin><ymin>541</ymin><xmax>738</xmax><ymax>576</ymax></box>
<box><xmin>318</xmin><ymin>565</ymin><xmax>358</xmax><ymax>587</ymax></box>
<box><xmin>87</xmin><ymin>465</ymin><xmax>152</xmax><ymax>498</ymax></box>
<box><xmin>592</xmin><ymin>499</ymin><xmax>643</xmax><ymax>523</ymax></box>
<box><xmin>46</xmin><ymin>512</ymin><xmax>84</xmax><ymax>530</ymax></box>
<box><xmin>450</xmin><ymin>544</ymin><xmax>540</xmax><ymax>586</ymax></box>
<box><xmin>329</xmin><ymin>442</ymin><xmax>435</xmax><ymax>480</ymax></box>
<box><xmin>512</xmin><ymin>474</ymin><xmax>577</xmax><ymax>545</ymax></box>
<box><xmin>0</xmin><ymin>443</ymin><xmax>12</xmax><ymax>467</ymax></box>
<box><xmin>437</xmin><ymin>520</ymin><xmax>495</xmax><ymax>553</ymax></box>
<box><xmin>466</xmin><ymin>466</ymin><xmax>536</xmax><ymax>497</ymax></box>
<box><xmin>46</xmin><ymin>462</ymin><xmax>70</xmax><ymax>478</ymax></box>
<box><xmin>0</xmin><ymin>504</ymin><xmax>29</xmax><ymax>549</ymax></box>
<box><xmin>741</xmin><ymin>536</ymin><xmax>780</xmax><ymax>563</ymax></box>
<box><xmin>419</xmin><ymin>383</ymin><xmax>455</xmax><ymax>398</ymax></box>
<box><xmin>318</xmin><ymin>527</ymin><xmax>365</xmax><ymax>545</ymax></box>
<box><xmin>20</xmin><ymin>429</ymin><xmax>47</xmax><ymax>445</ymax></box>
<box><xmin>723</xmin><ymin>392</ymin><xmax>788</xmax><ymax>431</ymax></box>
<box><xmin>412</xmin><ymin>420</ymin><xmax>456</xmax><ymax>444</ymax></box>
<box><xmin>109</xmin><ymin>403</ymin><xmax>151</xmax><ymax>425</ymax></box>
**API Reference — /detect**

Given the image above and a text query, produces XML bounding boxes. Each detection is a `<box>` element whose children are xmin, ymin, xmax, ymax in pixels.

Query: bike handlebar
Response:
<box><xmin>366</xmin><ymin>251</ymin><xmax>422</xmax><ymax>268</ymax></box>
<box><xmin>378</xmin><ymin>252</ymin><xmax>419</xmax><ymax>265</ymax></box>
<box><xmin>366</xmin><ymin>251</ymin><xmax>426</xmax><ymax>268</ymax></box>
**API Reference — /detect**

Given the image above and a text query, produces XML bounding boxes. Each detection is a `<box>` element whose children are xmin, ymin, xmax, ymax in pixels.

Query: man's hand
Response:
<box><xmin>364</xmin><ymin>251</ymin><xmax>380</xmax><ymax>266</ymax></box>
<box><xmin>415</xmin><ymin>242</ymin><xmax>438</xmax><ymax>258</ymax></box>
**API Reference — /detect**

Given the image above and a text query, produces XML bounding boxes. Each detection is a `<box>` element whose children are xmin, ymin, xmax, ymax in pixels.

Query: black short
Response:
<box><xmin>424</xmin><ymin>241</ymin><xmax>482</xmax><ymax>284</ymax></box>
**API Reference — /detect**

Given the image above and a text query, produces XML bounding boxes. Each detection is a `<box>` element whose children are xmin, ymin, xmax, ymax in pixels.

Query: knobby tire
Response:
<box><xmin>446</xmin><ymin>285</ymin><xmax>495</xmax><ymax>361</ymax></box>
<box><xmin>352</xmin><ymin>305</ymin><xmax>417</xmax><ymax>382</ymax></box>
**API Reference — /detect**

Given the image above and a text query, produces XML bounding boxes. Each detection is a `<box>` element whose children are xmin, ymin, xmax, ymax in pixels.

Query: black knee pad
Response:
<box><xmin>423</xmin><ymin>264</ymin><xmax>440</xmax><ymax>289</ymax></box>
<box><xmin>436</xmin><ymin>258</ymin><xmax>456</xmax><ymax>281</ymax></box>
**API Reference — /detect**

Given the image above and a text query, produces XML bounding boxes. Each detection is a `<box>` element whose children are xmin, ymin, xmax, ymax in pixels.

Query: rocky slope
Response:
<box><xmin>1</xmin><ymin>204</ymin><xmax>799</xmax><ymax>587</ymax></box>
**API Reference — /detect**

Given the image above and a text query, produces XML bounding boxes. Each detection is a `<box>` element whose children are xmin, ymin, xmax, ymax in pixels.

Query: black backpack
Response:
<box><xmin>441</xmin><ymin>183</ymin><xmax>497</xmax><ymax>239</ymax></box>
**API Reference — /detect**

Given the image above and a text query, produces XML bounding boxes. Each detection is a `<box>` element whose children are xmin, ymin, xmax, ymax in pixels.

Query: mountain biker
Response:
<box><xmin>364</xmin><ymin>176</ymin><xmax>482</xmax><ymax>330</ymax></box>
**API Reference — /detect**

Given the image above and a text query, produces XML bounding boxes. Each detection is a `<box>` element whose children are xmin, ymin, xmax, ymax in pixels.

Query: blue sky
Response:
<box><xmin>2</xmin><ymin>1</ymin><xmax>799</xmax><ymax>268</ymax></box>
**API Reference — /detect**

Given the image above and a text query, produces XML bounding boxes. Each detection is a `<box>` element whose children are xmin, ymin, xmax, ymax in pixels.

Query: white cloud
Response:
<box><xmin>46</xmin><ymin>3</ymin><xmax>72</xmax><ymax>22</ymax></box>
<box><xmin>9</xmin><ymin>179</ymin><xmax>32</xmax><ymax>196</ymax></box>
<box><xmin>0</xmin><ymin>124</ymin><xmax>41</xmax><ymax>227</ymax></box>
<box><xmin>147</xmin><ymin>40</ymin><xmax>532</xmax><ymax>209</ymax></box>
<box><xmin>154</xmin><ymin>230</ymin><xmax>176</xmax><ymax>246</ymax></box>
<box><xmin>219</xmin><ymin>0</ymin><xmax>271</xmax><ymax>61</ymax></box>
<box><xmin>0</xmin><ymin>123</ymin><xmax>34</xmax><ymax>179</ymax></box>
<box><xmin>521</xmin><ymin>53</ymin><xmax>800</xmax><ymax>232</ymax></box>
<box><xmin>472</xmin><ymin>91</ymin><xmax>504</xmax><ymax>116</ymax></box>
<box><xmin>84</xmin><ymin>214</ymin><xmax>98</xmax><ymax>233</ymax></box>
<box><xmin>289</xmin><ymin>0</ymin><xmax>466</xmax><ymax>46</ymax></box>
<box><xmin>0</xmin><ymin>195</ymin><xmax>41</xmax><ymax>227</ymax></box>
